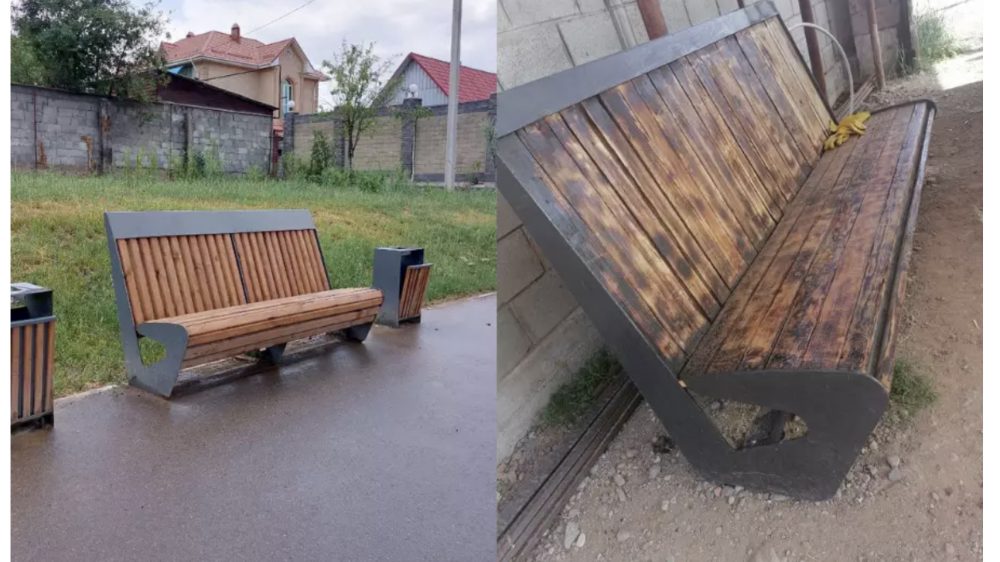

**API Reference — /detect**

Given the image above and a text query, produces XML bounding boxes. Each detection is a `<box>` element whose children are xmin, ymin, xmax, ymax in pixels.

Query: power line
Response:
<box><xmin>246</xmin><ymin>0</ymin><xmax>319</xmax><ymax>35</ymax></box>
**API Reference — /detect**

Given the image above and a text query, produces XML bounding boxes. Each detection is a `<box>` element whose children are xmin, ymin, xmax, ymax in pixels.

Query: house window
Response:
<box><xmin>281</xmin><ymin>79</ymin><xmax>294</xmax><ymax>114</ymax></box>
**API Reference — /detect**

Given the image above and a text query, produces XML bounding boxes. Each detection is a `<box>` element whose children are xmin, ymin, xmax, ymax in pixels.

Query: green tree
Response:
<box><xmin>309</xmin><ymin>130</ymin><xmax>334</xmax><ymax>179</ymax></box>
<box><xmin>321</xmin><ymin>41</ymin><xmax>401</xmax><ymax>169</ymax></box>
<box><xmin>11</xmin><ymin>34</ymin><xmax>49</xmax><ymax>86</ymax></box>
<box><xmin>12</xmin><ymin>0</ymin><xmax>168</xmax><ymax>100</ymax></box>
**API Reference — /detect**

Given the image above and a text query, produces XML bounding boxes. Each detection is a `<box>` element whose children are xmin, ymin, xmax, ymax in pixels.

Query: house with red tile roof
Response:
<box><xmin>387</xmin><ymin>53</ymin><xmax>497</xmax><ymax>107</ymax></box>
<box><xmin>161</xmin><ymin>23</ymin><xmax>328</xmax><ymax>130</ymax></box>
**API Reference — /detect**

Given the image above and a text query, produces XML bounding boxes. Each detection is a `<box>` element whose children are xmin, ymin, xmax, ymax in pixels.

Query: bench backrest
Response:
<box><xmin>497</xmin><ymin>2</ymin><xmax>835</xmax><ymax>371</ymax></box>
<box><xmin>105</xmin><ymin>210</ymin><xmax>331</xmax><ymax>327</ymax></box>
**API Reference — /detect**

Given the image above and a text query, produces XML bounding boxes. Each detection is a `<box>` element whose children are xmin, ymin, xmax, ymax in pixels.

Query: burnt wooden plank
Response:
<box><xmin>671</xmin><ymin>57</ymin><xmax>794</xmax><ymax>208</ymax></box>
<box><xmin>557</xmin><ymin>106</ymin><xmax>724</xmax><ymax>313</ymax></box>
<box><xmin>734</xmin><ymin>28</ymin><xmax>826</xmax><ymax>154</ymax></box>
<box><xmin>741</xmin><ymin>23</ymin><xmax>829</xmax><ymax>143</ymax></box>
<box><xmin>679</xmin><ymin>125</ymin><xmax>857</xmax><ymax>379</ymax></box>
<box><xmin>739</xmin><ymin>109</ymin><xmax>906</xmax><ymax>371</ymax></box>
<box><xmin>839</xmin><ymin>105</ymin><xmax>927</xmax><ymax>372</ymax></box>
<box><xmin>572</xmin><ymin>98</ymin><xmax>732</xmax><ymax>301</ymax></box>
<box><xmin>647</xmin><ymin>65</ymin><xmax>777</xmax><ymax>246</ymax></box>
<box><xmin>704</xmin><ymin>39</ymin><xmax>811</xmax><ymax>197</ymax></box>
<box><xmin>801</xmin><ymin>108</ymin><xmax>916</xmax><ymax>369</ymax></box>
<box><xmin>507</xmin><ymin>132</ymin><xmax>688</xmax><ymax>364</ymax></box>
<box><xmin>599</xmin><ymin>83</ymin><xmax>748</xmax><ymax>288</ymax></box>
<box><xmin>525</xmin><ymin>117</ymin><xmax>709</xmax><ymax>348</ymax></box>
<box><xmin>630</xmin><ymin>74</ymin><xmax>759</xmax><ymax>263</ymax></box>
<box><xmin>762</xmin><ymin>18</ymin><xmax>833</xmax><ymax>129</ymax></box>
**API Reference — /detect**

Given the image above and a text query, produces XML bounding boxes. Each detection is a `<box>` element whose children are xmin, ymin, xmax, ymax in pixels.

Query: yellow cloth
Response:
<box><xmin>824</xmin><ymin>111</ymin><xmax>871</xmax><ymax>151</ymax></box>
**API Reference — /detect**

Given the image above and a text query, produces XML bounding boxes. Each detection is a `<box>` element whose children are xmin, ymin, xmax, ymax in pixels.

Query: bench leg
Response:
<box><xmin>683</xmin><ymin>369</ymin><xmax>889</xmax><ymax>500</ymax></box>
<box><xmin>339</xmin><ymin>322</ymin><xmax>373</xmax><ymax>342</ymax></box>
<box><xmin>261</xmin><ymin>343</ymin><xmax>287</xmax><ymax>364</ymax></box>
<box><xmin>131</xmin><ymin>323</ymin><xmax>189</xmax><ymax>398</ymax></box>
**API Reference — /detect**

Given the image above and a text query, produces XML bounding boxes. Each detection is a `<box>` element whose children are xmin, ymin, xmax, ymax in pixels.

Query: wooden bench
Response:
<box><xmin>104</xmin><ymin>210</ymin><xmax>383</xmax><ymax>397</ymax></box>
<box><xmin>497</xmin><ymin>1</ymin><xmax>935</xmax><ymax>499</ymax></box>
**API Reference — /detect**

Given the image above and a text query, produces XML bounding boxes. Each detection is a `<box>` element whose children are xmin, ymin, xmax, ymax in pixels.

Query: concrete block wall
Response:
<box><xmin>10</xmin><ymin>85</ymin><xmax>273</xmax><ymax>174</ymax></box>
<box><xmin>352</xmin><ymin>117</ymin><xmax>402</xmax><ymax>171</ymax></box>
<box><xmin>496</xmin><ymin>192</ymin><xmax>602</xmax><ymax>460</ymax></box>
<box><xmin>496</xmin><ymin>0</ymin><xmax>905</xmax><ymax>463</ymax></box>
<box><xmin>287</xmin><ymin>95</ymin><xmax>497</xmax><ymax>182</ymax></box>
<box><xmin>11</xmin><ymin>86</ymin><xmax>101</xmax><ymax>171</ymax></box>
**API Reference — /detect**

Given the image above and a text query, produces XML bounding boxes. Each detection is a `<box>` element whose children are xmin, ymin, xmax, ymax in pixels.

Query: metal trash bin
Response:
<box><xmin>372</xmin><ymin>247</ymin><xmax>432</xmax><ymax>327</ymax></box>
<box><xmin>11</xmin><ymin>283</ymin><xmax>56</xmax><ymax>430</ymax></box>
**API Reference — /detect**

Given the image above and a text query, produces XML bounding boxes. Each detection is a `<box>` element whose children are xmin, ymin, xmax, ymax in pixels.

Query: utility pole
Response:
<box><xmin>444</xmin><ymin>0</ymin><xmax>462</xmax><ymax>191</ymax></box>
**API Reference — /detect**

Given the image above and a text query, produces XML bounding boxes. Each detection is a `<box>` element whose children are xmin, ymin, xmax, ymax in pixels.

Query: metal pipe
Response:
<box><xmin>866</xmin><ymin>0</ymin><xmax>887</xmax><ymax>90</ymax></box>
<box><xmin>32</xmin><ymin>89</ymin><xmax>38</xmax><ymax>170</ymax></box>
<box><xmin>797</xmin><ymin>0</ymin><xmax>828</xmax><ymax>105</ymax></box>
<box><xmin>788</xmin><ymin>22</ymin><xmax>854</xmax><ymax>115</ymax></box>
<box><xmin>637</xmin><ymin>0</ymin><xmax>668</xmax><ymax>39</ymax></box>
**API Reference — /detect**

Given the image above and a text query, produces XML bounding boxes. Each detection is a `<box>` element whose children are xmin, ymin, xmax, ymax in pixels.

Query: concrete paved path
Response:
<box><xmin>12</xmin><ymin>294</ymin><xmax>497</xmax><ymax>562</ymax></box>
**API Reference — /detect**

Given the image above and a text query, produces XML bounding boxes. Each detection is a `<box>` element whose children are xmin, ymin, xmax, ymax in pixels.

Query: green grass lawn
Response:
<box><xmin>12</xmin><ymin>172</ymin><xmax>497</xmax><ymax>396</ymax></box>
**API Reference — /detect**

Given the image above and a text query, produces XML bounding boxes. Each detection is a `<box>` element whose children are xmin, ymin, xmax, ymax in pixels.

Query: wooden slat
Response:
<box><xmin>154</xmin><ymin>237</ymin><xmax>183</xmax><ymax>316</ymax></box>
<box><xmin>710</xmin><ymin>108</ymin><xmax>902</xmax><ymax>373</ymax></box>
<box><xmin>718</xmin><ymin>35</ymin><xmax>819</xmax><ymax>162</ymax></box>
<box><xmin>646</xmin><ymin>65</ymin><xmax>777</xmax><ymax>245</ymax></box>
<box><xmin>286</xmin><ymin>230</ymin><xmax>313</xmax><ymax>294</ymax></box>
<box><xmin>178</xmin><ymin>236</ymin><xmax>207</xmax><ymax>313</ymax></box>
<box><xmin>183</xmin><ymin>306</ymin><xmax>380</xmax><ymax>363</ymax></box>
<box><xmin>22</xmin><ymin>325</ymin><xmax>34</xmax><ymax>419</ymax></box>
<box><xmin>679</xmin><ymin>124</ymin><xmax>854</xmax><ymax>379</ymax></box>
<box><xmin>400</xmin><ymin>265</ymin><xmax>431</xmax><ymax>319</ymax></box>
<box><xmin>762</xmin><ymin>18</ymin><xmax>832</xmax><ymax>130</ymax></box>
<box><xmin>839</xmin><ymin>106</ymin><xmax>927</xmax><ymax>371</ymax></box>
<box><xmin>737</xmin><ymin>25</ymin><xmax>827</xmax><ymax>147</ymax></box>
<box><xmin>736</xmin><ymin>110</ymin><xmax>908</xmax><ymax>370</ymax></box>
<box><xmin>155</xmin><ymin>288</ymin><xmax>376</xmax><ymax>328</ymax></box>
<box><xmin>272</xmin><ymin>232</ymin><xmax>296</xmax><ymax>297</ymax></box>
<box><xmin>546</xmin><ymin>110</ymin><xmax>722</xmax><ymax>317</ymax></box>
<box><xmin>117</xmin><ymin>239</ymin><xmax>146</xmax><ymax>324</ymax></box>
<box><xmin>520</xmin><ymin>120</ymin><xmax>707</xmax><ymax>353</ymax></box>
<box><xmin>412</xmin><ymin>267</ymin><xmax>431</xmax><ymax>317</ymax></box>
<box><xmin>800</xmin><ymin>108</ymin><xmax>916</xmax><ymax>367</ymax></box>
<box><xmin>698</xmin><ymin>40</ymin><xmax>810</xmax><ymax>198</ymax></box>
<box><xmin>261</xmin><ymin>232</ymin><xmax>287</xmax><ymax>299</ymax></box>
<box><xmin>45</xmin><ymin>322</ymin><xmax>55</xmax><ymax>412</ymax></box>
<box><xmin>148</xmin><ymin>237</ymin><xmax>176</xmax><ymax>317</ymax></box>
<box><xmin>221</xmin><ymin>234</ymin><xmax>247</xmax><ymax>305</ymax></box>
<box><xmin>572</xmin><ymin>98</ymin><xmax>731</xmax><ymax>302</ymax></box>
<box><xmin>629</xmin><ymin>74</ymin><xmax>759</xmax><ymax>262</ymax></box>
<box><xmin>252</xmin><ymin>232</ymin><xmax>278</xmax><ymax>301</ymax></box>
<box><xmin>136</xmin><ymin>237</ymin><xmax>166</xmax><ymax>320</ymax></box>
<box><xmin>278</xmin><ymin>231</ymin><xmax>306</xmax><ymax>296</ymax></box>
<box><xmin>304</xmin><ymin>231</ymin><xmax>330</xmax><ymax>291</ymax></box>
<box><xmin>180</xmin><ymin>295</ymin><xmax>383</xmax><ymax>346</ymax></box>
<box><xmin>195</xmin><ymin>235</ymin><xmax>224</xmax><ymax>309</ymax></box>
<box><xmin>12</xmin><ymin>327</ymin><xmax>21</xmax><ymax>421</ymax></box>
<box><xmin>167</xmin><ymin>237</ymin><xmax>194</xmax><ymax>316</ymax></box>
<box><xmin>33</xmin><ymin>323</ymin><xmax>46</xmax><ymax>416</ymax></box>
<box><xmin>234</xmin><ymin>234</ymin><xmax>262</xmax><ymax>303</ymax></box>
<box><xmin>599</xmin><ymin>83</ymin><xmax>749</xmax><ymax>288</ymax></box>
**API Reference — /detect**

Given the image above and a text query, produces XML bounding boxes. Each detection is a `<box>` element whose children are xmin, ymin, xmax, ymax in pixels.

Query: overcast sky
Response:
<box><xmin>150</xmin><ymin>0</ymin><xmax>496</xmax><ymax>108</ymax></box>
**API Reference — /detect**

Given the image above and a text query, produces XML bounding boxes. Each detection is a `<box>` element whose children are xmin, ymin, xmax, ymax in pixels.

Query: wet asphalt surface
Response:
<box><xmin>12</xmin><ymin>294</ymin><xmax>497</xmax><ymax>562</ymax></box>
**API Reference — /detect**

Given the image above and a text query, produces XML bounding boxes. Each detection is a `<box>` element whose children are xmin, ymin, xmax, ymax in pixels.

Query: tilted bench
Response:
<box><xmin>497</xmin><ymin>1</ymin><xmax>935</xmax><ymax>499</ymax></box>
<box><xmin>105</xmin><ymin>210</ymin><xmax>383</xmax><ymax>397</ymax></box>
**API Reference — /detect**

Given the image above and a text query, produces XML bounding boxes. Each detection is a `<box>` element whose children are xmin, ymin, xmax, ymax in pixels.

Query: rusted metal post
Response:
<box><xmin>866</xmin><ymin>0</ymin><xmax>887</xmax><ymax>89</ymax></box>
<box><xmin>797</xmin><ymin>0</ymin><xmax>828</xmax><ymax>105</ymax></box>
<box><xmin>637</xmin><ymin>0</ymin><xmax>668</xmax><ymax>39</ymax></box>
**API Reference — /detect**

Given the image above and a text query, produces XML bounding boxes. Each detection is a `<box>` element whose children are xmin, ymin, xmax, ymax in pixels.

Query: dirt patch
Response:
<box><xmin>527</xmin><ymin>56</ymin><xmax>983</xmax><ymax>562</ymax></box>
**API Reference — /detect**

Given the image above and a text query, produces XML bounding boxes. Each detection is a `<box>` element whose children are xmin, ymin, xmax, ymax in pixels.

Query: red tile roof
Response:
<box><xmin>405</xmin><ymin>53</ymin><xmax>496</xmax><ymax>103</ymax></box>
<box><xmin>161</xmin><ymin>31</ymin><xmax>328</xmax><ymax>80</ymax></box>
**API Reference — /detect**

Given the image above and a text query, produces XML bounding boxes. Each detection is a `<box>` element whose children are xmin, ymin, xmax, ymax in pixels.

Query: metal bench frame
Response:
<box><xmin>105</xmin><ymin>210</ymin><xmax>374</xmax><ymax>397</ymax></box>
<box><xmin>497</xmin><ymin>2</ymin><xmax>935</xmax><ymax>499</ymax></box>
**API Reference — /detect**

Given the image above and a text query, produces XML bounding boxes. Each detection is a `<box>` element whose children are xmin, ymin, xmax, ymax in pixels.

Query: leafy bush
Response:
<box><xmin>309</xmin><ymin>131</ymin><xmax>335</xmax><ymax>179</ymax></box>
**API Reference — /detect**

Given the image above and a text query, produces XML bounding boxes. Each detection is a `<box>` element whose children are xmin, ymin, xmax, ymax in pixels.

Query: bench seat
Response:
<box><xmin>682</xmin><ymin>104</ymin><xmax>930</xmax><ymax>443</ymax></box>
<box><xmin>139</xmin><ymin>288</ymin><xmax>383</xmax><ymax>368</ymax></box>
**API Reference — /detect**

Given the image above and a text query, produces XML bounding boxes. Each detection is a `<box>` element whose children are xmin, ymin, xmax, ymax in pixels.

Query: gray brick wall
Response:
<box><xmin>11</xmin><ymin>85</ymin><xmax>272</xmax><ymax>174</ymax></box>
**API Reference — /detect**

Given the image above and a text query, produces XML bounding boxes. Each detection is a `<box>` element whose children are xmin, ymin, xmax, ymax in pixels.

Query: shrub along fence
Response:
<box><xmin>11</xmin><ymin>84</ymin><xmax>274</xmax><ymax>175</ymax></box>
<box><xmin>284</xmin><ymin>94</ymin><xmax>497</xmax><ymax>184</ymax></box>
